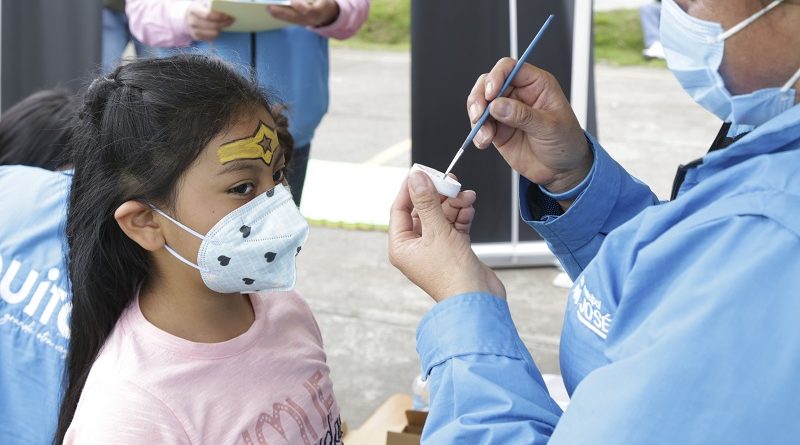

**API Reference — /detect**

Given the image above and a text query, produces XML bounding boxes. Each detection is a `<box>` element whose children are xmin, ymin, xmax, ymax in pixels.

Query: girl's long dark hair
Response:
<box><xmin>55</xmin><ymin>54</ymin><xmax>293</xmax><ymax>443</ymax></box>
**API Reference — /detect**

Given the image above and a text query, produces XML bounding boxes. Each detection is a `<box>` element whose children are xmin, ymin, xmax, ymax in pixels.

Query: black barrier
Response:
<box><xmin>1</xmin><ymin>0</ymin><xmax>102</xmax><ymax>111</ymax></box>
<box><xmin>411</xmin><ymin>0</ymin><xmax>596</xmax><ymax>245</ymax></box>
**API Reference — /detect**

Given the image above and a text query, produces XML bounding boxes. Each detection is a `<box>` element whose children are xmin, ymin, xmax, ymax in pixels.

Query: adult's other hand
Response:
<box><xmin>267</xmin><ymin>0</ymin><xmax>340</xmax><ymax>28</ymax></box>
<box><xmin>185</xmin><ymin>4</ymin><xmax>234</xmax><ymax>41</ymax></box>
<box><xmin>388</xmin><ymin>171</ymin><xmax>505</xmax><ymax>303</ymax></box>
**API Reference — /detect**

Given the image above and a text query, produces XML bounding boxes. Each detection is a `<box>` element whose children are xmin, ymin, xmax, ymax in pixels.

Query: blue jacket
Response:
<box><xmin>416</xmin><ymin>104</ymin><xmax>800</xmax><ymax>444</ymax></box>
<box><xmin>0</xmin><ymin>166</ymin><xmax>72</xmax><ymax>444</ymax></box>
<box><xmin>171</xmin><ymin>27</ymin><xmax>329</xmax><ymax>149</ymax></box>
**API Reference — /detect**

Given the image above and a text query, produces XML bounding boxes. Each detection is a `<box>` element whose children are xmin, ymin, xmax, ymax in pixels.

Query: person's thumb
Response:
<box><xmin>489</xmin><ymin>97</ymin><xmax>546</xmax><ymax>134</ymax></box>
<box><xmin>408</xmin><ymin>172</ymin><xmax>449</xmax><ymax>236</ymax></box>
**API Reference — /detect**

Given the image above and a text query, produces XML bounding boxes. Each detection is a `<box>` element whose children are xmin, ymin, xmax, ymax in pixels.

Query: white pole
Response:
<box><xmin>571</xmin><ymin>0</ymin><xmax>593</xmax><ymax>128</ymax></box>
<box><xmin>0</xmin><ymin>0</ymin><xmax>3</xmax><ymax>112</ymax></box>
<box><xmin>509</xmin><ymin>0</ymin><xmax>520</xmax><ymax>264</ymax></box>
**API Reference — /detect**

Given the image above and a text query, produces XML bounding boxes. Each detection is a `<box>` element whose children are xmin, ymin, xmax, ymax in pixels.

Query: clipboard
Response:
<box><xmin>209</xmin><ymin>0</ymin><xmax>293</xmax><ymax>33</ymax></box>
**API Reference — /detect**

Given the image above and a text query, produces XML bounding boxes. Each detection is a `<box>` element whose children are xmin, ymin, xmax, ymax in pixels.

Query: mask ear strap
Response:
<box><xmin>717</xmin><ymin>0</ymin><xmax>784</xmax><ymax>42</ymax></box>
<box><xmin>162</xmin><ymin>244</ymin><xmax>203</xmax><ymax>271</ymax></box>
<box><xmin>148</xmin><ymin>205</ymin><xmax>205</xmax><ymax>271</ymax></box>
<box><xmin>780</xmin><ymin>66</ymin><xmax>800</xmax><ymax>93</ymax></box>
<box><xmin>150</xmin><ymin>206</ymin><xmax>206</xmax><ymax>240</ymax></box>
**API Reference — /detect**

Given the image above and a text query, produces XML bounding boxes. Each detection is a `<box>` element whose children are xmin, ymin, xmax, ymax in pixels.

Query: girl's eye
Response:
<box><xmin>229</xmin><ymin>182</ymin><xmax>256</xmax><ymax>195</ymax></box>
<box><xmin>273</xmin><ymin>167</ymin><xmax>287</xmax><ymax>183</ymax></box>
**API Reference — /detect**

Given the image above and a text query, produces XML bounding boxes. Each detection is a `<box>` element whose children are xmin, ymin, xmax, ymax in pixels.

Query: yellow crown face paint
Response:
<box><xmin>217</xmin><ymin>121</ymin><xmax>280</xmax><ymax>166</ymax></box>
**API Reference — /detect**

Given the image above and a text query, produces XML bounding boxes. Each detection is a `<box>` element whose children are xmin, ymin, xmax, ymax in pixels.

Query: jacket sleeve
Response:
<box><xmin>126</xmin><ymin>0</ymin><xmax>194</xmax><ymax>48</ymax></box>
<box><xmin>418</xmin><ymin>214</ymin><xmax>800</xmax><ymax>444</ymax></box>
<box><xmin>127</xmin><ymin>0</ymin><xmax>369</xmax><ymax>45</ymax></box>
<box><xmin>416</xmin><ymin>293</ymin><xmax>563</xmax><ymax>444</ymax></box>
<box><xmin>521</xmin><ymin>133</ymin><xmax>659</xmax><ymax>280</ymax></box>
<box><xmin>311</xmin><ymin>0</ymin><xmax>370</xmax><ymax>40</ymax></box>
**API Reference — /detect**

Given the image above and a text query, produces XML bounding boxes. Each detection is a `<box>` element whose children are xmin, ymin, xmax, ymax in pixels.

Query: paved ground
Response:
<box><xmin>298</xmin><ymin>47</ymin><xmax>720</xmax><ymax>428</ymax></box>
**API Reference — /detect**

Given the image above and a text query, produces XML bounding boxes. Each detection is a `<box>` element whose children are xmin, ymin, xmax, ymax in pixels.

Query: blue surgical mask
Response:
<box><xmin>660</xmin><ymin>0</ymin><xmax>800</xmax><ymax>127</ymax></box>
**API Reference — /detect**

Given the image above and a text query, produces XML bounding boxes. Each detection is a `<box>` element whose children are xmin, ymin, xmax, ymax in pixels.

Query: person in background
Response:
<box><xmin>640</xmin><ymin>0</ymin><xmax>664</xmax><ymax>60</ymax></box>
<box><xmin>389</xmin><ymin>0</ymin><xmax>800</xmax><ymax>442</ymax></box>
<box><xmin>102</xmin><ymin>0</ymin><xmax>156</xmax><ymax>74</ymax></box>
<box><xmin>0</xmin><ymin>89</ymin><xmax>76</xmax><ymax>444</ymax></box>
<box><xmin>126</xmin><ymin>0</ymin><xmax>370</xmax><ymax>206</ymax></box>
<box><xmin>0</xmin><ymin>89</ymin><xmax>75</xmax><ymax>169</ymax></box>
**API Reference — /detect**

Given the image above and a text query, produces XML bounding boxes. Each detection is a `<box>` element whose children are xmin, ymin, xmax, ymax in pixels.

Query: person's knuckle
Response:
<box><xmin>542</xmin><ymin>71</ymin><xmax>559</xmax><ymax>90</ymax></box>
<box><xmin>414</xmin><ymin>201</ymin><xmax>434</xmax><ymax>215</ymax></box>
<box><xmin>515</xmin><ymin>105</ymin><xmax>534</xmax><ymax>127</ymax></box>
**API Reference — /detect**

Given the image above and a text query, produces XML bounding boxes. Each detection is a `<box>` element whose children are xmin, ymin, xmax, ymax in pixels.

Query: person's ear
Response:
<box><xmin>114</xmin><ymin>201</ymin><xmax>165</xmax><ymax>252</ymax></box>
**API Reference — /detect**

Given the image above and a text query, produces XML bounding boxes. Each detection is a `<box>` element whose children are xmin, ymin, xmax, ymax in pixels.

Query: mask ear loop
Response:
<box><xmin>162</xmin><ymin>245</ymin><xmax>203</xmax><ymax>271</ymax></box>
<box><xmin>716</xmin><ymin>0</ymin><xmax>784</xmax><ymax>42</ymax></box>
<box><xmin>780</xmin><ymin>66</ymin><xmax>800</xmax><ymax>95</ymax></box>
<box><xmin>150</xmin><ymin>206</ymin><xmax>206</xmax><ymax>240</ymax></box>
<box><xmin>149</xmin><ymin>205</ymin><xmax>205</xmax><ymax>271</ymax></box>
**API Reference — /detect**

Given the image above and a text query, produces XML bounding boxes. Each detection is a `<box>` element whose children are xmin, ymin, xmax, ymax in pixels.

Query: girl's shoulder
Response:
<box><xmin>65</xmin><ymin>379</ymin><xmax>193</xmax><ymax>444</ymax></box>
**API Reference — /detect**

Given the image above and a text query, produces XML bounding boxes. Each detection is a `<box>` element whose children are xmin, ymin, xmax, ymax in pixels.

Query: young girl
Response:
<box><xmin>56</xmin><ymin>55</ymin><xmax>342</xmax><ymax>444</ymax></box>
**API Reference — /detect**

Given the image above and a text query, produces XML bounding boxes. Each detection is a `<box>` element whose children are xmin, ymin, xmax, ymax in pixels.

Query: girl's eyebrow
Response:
<box><xmin>217</xmin><ymin>146</ymin><xmax>286</xmax><ymax>176</ymax></box>
<box><xmin>217</xmin><ymin>160</ymin><xmax>262</xmax><ymax>176</ymax></box>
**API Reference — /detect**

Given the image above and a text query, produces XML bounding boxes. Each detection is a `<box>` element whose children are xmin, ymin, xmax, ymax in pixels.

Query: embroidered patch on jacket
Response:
<box><xmin>571</xmin><ymin>275</ymin><xmax>612</xmax><ymax>340</ymax></box>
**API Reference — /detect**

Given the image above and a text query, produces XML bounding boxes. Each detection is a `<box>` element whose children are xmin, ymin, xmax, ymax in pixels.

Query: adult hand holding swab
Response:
<box><xmin>442</xmin><ymin>14</ymin><xmax>555</xmax><ymax>178</ymax></box>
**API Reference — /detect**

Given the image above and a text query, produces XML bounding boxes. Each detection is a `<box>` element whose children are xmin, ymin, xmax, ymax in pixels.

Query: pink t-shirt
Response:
<box><xmin>64</xmin><ymin>291</ymin><xmax>341</xmax><ymax>445</ymax></box>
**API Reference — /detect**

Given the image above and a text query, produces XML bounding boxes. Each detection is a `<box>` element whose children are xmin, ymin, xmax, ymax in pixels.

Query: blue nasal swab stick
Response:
<box><xmin>443</xmin><ymin>14</ymin><xmax>555</xmax><ymax>178</ymax></box>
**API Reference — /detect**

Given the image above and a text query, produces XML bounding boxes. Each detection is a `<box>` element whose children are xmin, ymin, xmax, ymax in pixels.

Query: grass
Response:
<box><xmin>594</xmin><ymin>9</ymin><xmax>666</xmax><ymax>67</ymax></box>
<box><xmin>307</xmin><ymin>218</ymin><xmax>388</xmax><ymax>232</ymax></box>
<box><xmin>335</xmin><ymin>1</ymin><xmax>665</xmax><ymax>67</ymax></box>
<box><xmin>332</xmin><ymin>0</ymin><xmax>410</xmax><ymax>51</ymax></box>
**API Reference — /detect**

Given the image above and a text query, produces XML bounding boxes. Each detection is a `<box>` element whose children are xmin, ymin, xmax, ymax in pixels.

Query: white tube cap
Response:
<box><xmin>410</xmin><ymin>164</ymin><xmax>462</xmax><ymax>198</ymax></box>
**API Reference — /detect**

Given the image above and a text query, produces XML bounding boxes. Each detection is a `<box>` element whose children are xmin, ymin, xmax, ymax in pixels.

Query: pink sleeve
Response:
<box><xmin>64</xmin><ymin>381</ymin><xmax>193</xmax><ymax>444</ymax></box>
<box><xmin>126</xmin><ymin>0</ymin><xmax>195</xmax><ymax>48</ymax></box>
<box><xmin>310</xmin><ymin>0</ymin><xmax>370</xmax><ymax>40</ymax></box>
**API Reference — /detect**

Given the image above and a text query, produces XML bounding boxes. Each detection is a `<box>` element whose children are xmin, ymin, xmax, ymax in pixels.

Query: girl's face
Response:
<box><xmin>156</xmin><ymin>108</ymin><xmax>290</xmax><ymax>288</ymax></box>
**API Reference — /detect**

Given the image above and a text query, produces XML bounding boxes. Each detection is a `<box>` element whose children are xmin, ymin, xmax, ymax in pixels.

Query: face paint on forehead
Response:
<box><xmin>217</xmin><ymin>121</ymin><xmax>281</xmax><ymax>166</ymax></box>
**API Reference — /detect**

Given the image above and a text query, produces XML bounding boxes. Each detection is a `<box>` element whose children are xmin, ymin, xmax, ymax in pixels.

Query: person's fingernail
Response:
<box><xmin>493</xmin><ymin>100</ymin><xmax>511</xmax><ymax>119</ymax></box>
<box><xmin>469</xmin><ymin>103</ymin><xmax>479</xmax><ymax>121</ymax></box>
<box><xmin>486</xmin><ymin>81</ymin><xmax>495</xmax><ymax>97</ymax></box>
<box><xmin>409</xmin><ymin>171</ymin><xmax>428</xmax><ymax>193</ymax></box>
<box><xmin>476</xmin><ymin>128</ymin><xmax>488</xmax><ymax>145</ymax></box>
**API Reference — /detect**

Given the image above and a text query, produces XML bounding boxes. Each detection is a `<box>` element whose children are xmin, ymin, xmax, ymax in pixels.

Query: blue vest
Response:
<box><xmin>0</xmin><ymin>166</ymin><xmax>71</xmax><ymax>444</ymax></box>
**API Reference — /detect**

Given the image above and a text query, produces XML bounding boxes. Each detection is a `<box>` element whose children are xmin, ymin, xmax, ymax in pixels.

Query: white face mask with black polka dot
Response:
<box><xmin>151</xmin><ymin>184</ymin><xmax>309</xmax><ymax>294</ymax></box>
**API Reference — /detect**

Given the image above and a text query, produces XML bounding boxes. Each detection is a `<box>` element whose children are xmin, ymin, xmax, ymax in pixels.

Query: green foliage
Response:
<box><xmin>335</xmin><ymin>3</ymin><xmax>666</xmax><ymax>67</ymax></box>
<box><xmin>333</xmin><ymin>0</ymin><xmax>411</xmax><ymax>50</ymax></box>
<box><xmin>594</xmin><ymin>9</ymin><xmax>666</xmax><ymax>67</ymax></box>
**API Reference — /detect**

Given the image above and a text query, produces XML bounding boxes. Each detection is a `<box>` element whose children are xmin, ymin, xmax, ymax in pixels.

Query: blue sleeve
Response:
<box><xmin>416</xmin><ymin>294</ymin><xmax>562</xmax><ymax>444</ymax></box>
<box><xmin>520</xmin><ymin>133</ymin><xmax>659</xmax><ymax>279</ymax></box>
<box><xmin>418</xmin><ymin>215</ymin><xmax>800</xmax><ymax>444</ymax></box>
